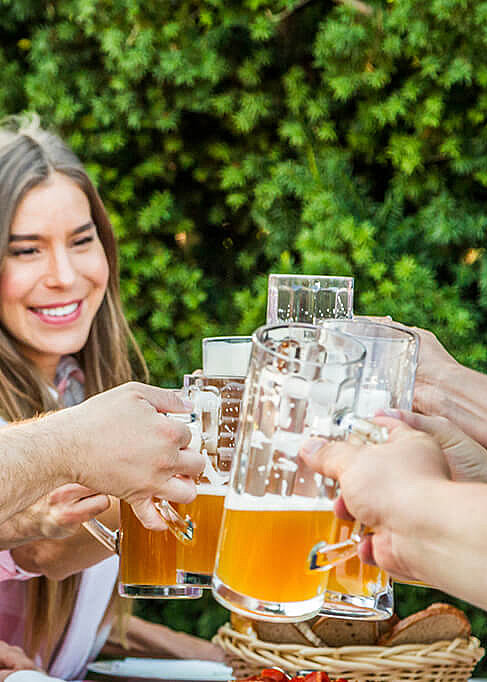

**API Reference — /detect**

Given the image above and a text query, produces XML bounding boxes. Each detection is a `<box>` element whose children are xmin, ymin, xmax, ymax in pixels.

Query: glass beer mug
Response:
<box><xmin>212</xmin><ymin>323</ymin><xmax>388</xmax><ymax>622</ymax></box>
<box><xmin>312</xmin><ymin>318</ymin><xmax>419</xmax><ymax>617</ymax></box>
<box><xmin>266</xmin><ymin>274</ymin><xmax>354</xmax><ymax>324</ymax></box>
<box><xmin>177</xmin><ymin>336</ymin><xmax>252</xmax><ymax>587</ymax></box>
<box><xmin>82</xmin><ymin>409</ymin><xmax>203</xmax><ymax>599</ymax></box>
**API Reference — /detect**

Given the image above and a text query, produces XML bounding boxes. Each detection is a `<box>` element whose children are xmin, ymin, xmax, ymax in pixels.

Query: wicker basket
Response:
<box><xmin>213</xmin><ymin>622</ymin><xmax>484</xmax><ymax>681</ymax></box>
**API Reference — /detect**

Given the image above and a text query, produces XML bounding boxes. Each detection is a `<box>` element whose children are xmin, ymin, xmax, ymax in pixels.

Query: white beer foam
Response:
<box><xmin>203</xmin><ymin>337</ymin><xmax>252</xmax><ymax>377</ymax></box>
<box><xmin>196</xmin><ymin>482</ymin><xmax>228</xmax><ymax>496</ymax></box>
<box><xmin>224</xmin><ymin>490</ymin><xmax>334</xmax><ymax>512</ymax></box>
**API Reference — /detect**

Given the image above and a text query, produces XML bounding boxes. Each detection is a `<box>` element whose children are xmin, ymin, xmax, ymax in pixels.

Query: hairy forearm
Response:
<box><xmin>0</xmin><ymin>416</ymin><xmax>72</xmax><ymax>525</ymax></box>
<box><xmin>103</xmin><ymin>616</ymin><xmax>224</xmax><ymax>661</ymax></box>
<box><xmin>395</xmin><ymin>480</ymin><xmax>487</xmax><ymax>608</ymax></box>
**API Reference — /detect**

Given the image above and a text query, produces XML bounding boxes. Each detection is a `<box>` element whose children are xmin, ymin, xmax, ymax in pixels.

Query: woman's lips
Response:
<box><xmin>29</xmin><ymin>301</ymin><xmax>82</xmax><ymax>325</ymax></box>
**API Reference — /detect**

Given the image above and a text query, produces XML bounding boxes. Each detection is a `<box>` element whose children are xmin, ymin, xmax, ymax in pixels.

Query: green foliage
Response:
<box><xmin>1</xmin><ymin>0</ymin><xmax>487</xmax><ymax>669</ymax></box>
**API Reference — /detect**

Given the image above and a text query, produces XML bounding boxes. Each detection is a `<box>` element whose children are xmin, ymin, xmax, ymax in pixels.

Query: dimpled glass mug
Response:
<box><xmin>177</xmin><ymin>336</ymin><xmax>252</xmax><ymax>588</ymax></box>
<box><xmin>83</xmin><ymin>337</ymin><xmax>252</xmax><ymax>598</ymax></box>
<box><xmin>311</xmin><ymin>318</ymin><xmax>419</xmax><ymax>618</ymax></box>
<box><xmin>212</xmin><ymin>323</ymin><xmax>389</xmax><ymax>622</ymax></box>
<box><xmin>266</xmin><ymin>274</ymin><xmax>354</xmax><ymax>324</ymax></box>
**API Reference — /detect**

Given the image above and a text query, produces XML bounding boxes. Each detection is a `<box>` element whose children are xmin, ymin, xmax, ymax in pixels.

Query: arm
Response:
<box><xmin>102</xmin><ymin>615</ymin><xmax>225</xmax><ymax>662</ymax></box>
<box><xmin>10</xmin><ymin>498</ymin><xmax>119</xmax><ymax>580</ymax></box>
<box><xmin>300</xmin><ymin>418</ymin><xmax>487</xmax><ymax>610</ymax></box>
<box><xmin>0</xmin><ymin>383</ymin><xmax>204</xmax><ymax>530</ymax></box>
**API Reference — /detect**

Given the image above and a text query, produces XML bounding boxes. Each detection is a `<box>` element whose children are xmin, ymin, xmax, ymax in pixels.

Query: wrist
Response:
<box><xmin>393</xmin><ymin>479</ymin><xmax>457</xmax><ymax>583</ymax></box>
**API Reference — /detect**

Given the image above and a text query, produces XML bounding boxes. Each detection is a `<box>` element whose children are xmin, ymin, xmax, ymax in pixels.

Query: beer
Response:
<box><xmin>325</xmin><ymin>518</ymin><xmax>388</xmax><ymax>597</ymax></box>
<box><xmin>119</xmin><ymin>501</ymin><xmax>177</xmax><ymax>586</ymax></box>
<box><xmin>215</xmin><ymin>492</ymin><xmax>335</xmax><ymax>604</ymax></box>
<box><xmin>119</xmin><ymin>502</ymin><xmax>202</xmax><ymax>598</ymax></box>
<box><xmin>176</xmin><ymin>484</ymin><xmax>226</xmax><ymax>584</ymax></box>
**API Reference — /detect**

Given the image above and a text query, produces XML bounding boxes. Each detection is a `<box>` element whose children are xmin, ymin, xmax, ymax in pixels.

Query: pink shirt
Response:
<box><xmin>0</xmin><ymin>554</ymin><xmax>119</xmax><ymax>679</ymax></box>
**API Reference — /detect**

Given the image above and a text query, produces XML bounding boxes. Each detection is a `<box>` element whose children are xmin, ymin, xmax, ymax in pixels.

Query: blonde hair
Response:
<box><xmin>0</xmin><ymin>114</ymin><xmax>145</xmax><ymax>664</ymax></box>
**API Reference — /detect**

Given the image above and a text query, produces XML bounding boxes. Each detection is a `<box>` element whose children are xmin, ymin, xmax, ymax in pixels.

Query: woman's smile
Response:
<box><xmin>29</xmin><ymin>300</ymin><xmax>83</xmax><ymax>325</ymax></box>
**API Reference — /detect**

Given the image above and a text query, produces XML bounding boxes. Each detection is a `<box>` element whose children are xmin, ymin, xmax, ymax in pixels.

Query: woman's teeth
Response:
<box><xmin>33</xmin><ymin>303</ymin><xmax>79</xmax><ymax>317</ymax></box>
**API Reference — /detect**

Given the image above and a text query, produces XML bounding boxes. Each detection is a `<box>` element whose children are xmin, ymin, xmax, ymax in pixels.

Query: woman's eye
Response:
<box><xmin>73</xmin><ymin>236</ymin><xmax>94</xmax><ymax>247</ymax></box>
<box><xmin>9</xmin><ymin>247</ymin><xmax>38</xmax><ymax>256</ymax></box>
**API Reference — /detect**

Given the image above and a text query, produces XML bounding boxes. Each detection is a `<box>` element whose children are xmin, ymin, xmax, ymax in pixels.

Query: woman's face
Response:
<box><xmin>0</xmin><ymin>172</ymin><xmax>109</xmax><ymax>380</ymax></box>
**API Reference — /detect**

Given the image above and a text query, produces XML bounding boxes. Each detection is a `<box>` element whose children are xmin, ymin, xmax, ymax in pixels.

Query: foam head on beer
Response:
<box><xmin>203</xmin><ymin>336</ymin><xmax>252</xmax><ymax>378</ymax></box>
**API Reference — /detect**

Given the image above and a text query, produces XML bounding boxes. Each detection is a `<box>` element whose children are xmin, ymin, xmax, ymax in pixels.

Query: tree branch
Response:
<box><xmin>268</xmin><ymin>0</ymin><xmax>373</xmax><ymax>23</ymax></box>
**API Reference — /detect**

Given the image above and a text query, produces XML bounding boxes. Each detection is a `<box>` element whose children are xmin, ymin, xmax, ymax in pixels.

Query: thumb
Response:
<box><xmin>131</xmin><ymin>383</ymin><xmax>193</xmax><ymax>414</ymax></box>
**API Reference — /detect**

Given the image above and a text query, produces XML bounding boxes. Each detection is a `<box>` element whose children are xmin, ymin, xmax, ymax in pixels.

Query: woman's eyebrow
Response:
<box><xmin>9</xmin><ymin>222</ymin><xmax>95</xmax><ymax>242</ymax></box>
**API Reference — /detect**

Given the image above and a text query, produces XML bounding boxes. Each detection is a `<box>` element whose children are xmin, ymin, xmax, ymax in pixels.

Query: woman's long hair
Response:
<box><xmin>0</xmin><ymin>114</ymin><xmax>146</xmax><ymax>665</ymax></box>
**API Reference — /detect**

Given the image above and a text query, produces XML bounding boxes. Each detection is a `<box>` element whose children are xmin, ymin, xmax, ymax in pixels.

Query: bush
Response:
<box><xmin>1</xmin><ymin>0</ymin><xmax>486</xmax><ymax>673</ymax></box>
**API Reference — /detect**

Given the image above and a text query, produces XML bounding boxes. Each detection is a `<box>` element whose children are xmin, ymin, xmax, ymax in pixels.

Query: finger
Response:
<box><xmin>333</xmin><ymin>495</ymin><xmax>355</xmax><ymax>522</ymax></box>
<box><xmin>133</xmin><ymin>383</ymin><xmax>193</xmax><ymax>414</ymax></box>
<box><xmin>130</xmin><ymin>499</ymin><xmax>169</xmax><ymax>532</ymax></box>
<box><xmin>58</xmin><ymin>494</ymin><xmax>111</xmax><ymax>524</ymax></box>
<box><xmin>161</xmin><ymin>475</ymin><xmax>197</xmax><ymax>504</ymax></box>
<box><xmin>299</xmin><ymin>437</ymin><xmax>361</xmax><ymax>481</ymax></box>
<box><xmin>159</xmin><ymin>414</ymin><xmax>192</xmax><ymax>449</ymax></box>
<box><xmin>174</xmin><ymin>447</ymin><xmax>205</xmax><ymax>478</ymax></box>
<box><xmin>357</xmin><ymin>534</ymin><xmax>376</xmax><ymax>566</ymax></box>
<box><xmin>48</xmin><ymin>484</ymin><xmax>100</xmax><ymax>504</ymax></box>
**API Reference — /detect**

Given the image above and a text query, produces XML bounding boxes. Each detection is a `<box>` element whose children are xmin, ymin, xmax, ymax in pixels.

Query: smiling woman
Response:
<box><xmin>0</xmin><ymin>114</ymin><xmax>146</xmax><ymax>676</ymax></box>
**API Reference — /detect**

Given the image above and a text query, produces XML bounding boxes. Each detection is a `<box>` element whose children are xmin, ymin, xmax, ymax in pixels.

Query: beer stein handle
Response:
<box><xmin>82</xmin><ymin>497</ymin><xmax>194</xmax><ymax>550</ymax></box>
<box><xmin>82</xmin><ymin>519</ymin><xmax>119</xmax><ymax>553</ymax></box>
<box><xmin>307</xmin><ymin>413</ymin><xmax>388</xmax><ymax>571</ymax></box>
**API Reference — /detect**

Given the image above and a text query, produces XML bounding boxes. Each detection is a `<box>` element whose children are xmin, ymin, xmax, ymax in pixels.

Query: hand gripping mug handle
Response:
<box><xmin>82</xmin><ymin>411</ymin><xmax>206</xmax><ymax>549</ymax></box>
<box><xmin>308</xmin><ymin>410</ymin><xmax>388</xmax><ymax>571</ymax></box>
<box><xmin>82</xmin><ymin>494</ymin><xmax>195</xmax><ymax>552</ymax></box>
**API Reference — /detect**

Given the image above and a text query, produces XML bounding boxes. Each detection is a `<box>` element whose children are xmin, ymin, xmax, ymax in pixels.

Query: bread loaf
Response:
<box><xmin>378</xmin><ymin>603</ymin><xmax>471</xmax><ymax>646</ymax></box>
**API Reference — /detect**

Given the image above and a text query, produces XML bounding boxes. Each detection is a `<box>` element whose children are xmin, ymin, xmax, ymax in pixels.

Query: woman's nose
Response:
<box><xmin>44</xmin><ymin>248</ymin><xmax>76</xmax><ymax>288</ymax></box>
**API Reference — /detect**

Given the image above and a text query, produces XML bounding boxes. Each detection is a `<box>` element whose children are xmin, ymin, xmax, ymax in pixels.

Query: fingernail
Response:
<box><xmin>300</xmin><ymin>439</ymin><xmax>326</xmax><ymax>457</ymax></box>
<box><xmin>182</xmin><ymin>399</ymin><xmax>193</xmax><ymax>410</ymax></box>
<box><xmin>380</xmin><ymin>408</ymin><xmax>402</xmax><ymax>419</ymax></box>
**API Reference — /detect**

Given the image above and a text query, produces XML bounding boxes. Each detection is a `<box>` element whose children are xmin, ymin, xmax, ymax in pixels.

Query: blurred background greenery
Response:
<box><xmin>1</xmin><ymin>0</ymin><xmax>487</xmax><ymax>675</ymax></box>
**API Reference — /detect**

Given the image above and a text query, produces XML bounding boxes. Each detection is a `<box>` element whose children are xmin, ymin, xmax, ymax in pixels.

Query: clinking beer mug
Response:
<box><xmin>212</xmin><ymin>323</ymin><xmax>388</xmax><ymax>623</ymax></box>
<box><xmin>83</xmin><ymin>337</ymin><xmax>252</xmax><ymax>598</ymax></box>
<box><xmin>311</xmin><ymin>318</ymin><xmax>418</xmax><ymax>619</ymax></box>
<box><xmin>177</xmin><ymin>336</ymin><xmax>252</xmax><ymax>588</ymax></box>
<box><xmin>266</xmin><ymin>274</ymin><xmax>354</xmax><ymax>324</ymax></box>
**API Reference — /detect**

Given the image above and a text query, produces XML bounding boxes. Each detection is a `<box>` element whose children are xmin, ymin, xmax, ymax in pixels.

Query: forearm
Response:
<box><xmin>393</xmin><ymin>480</ymin><xmax>487</xmax><ymax>608</ymax></box>
<box><xmin>103</xmin><ymin>616</ymin><xmax>224</xmax><ymax>661</ymax></box>
<box><xmin>0</xmin><ymin>417</ymin><xmax>72</xmax><ymax>525</ymax></box>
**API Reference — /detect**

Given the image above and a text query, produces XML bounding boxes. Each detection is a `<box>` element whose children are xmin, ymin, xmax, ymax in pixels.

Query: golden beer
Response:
<box><xmin>119</xmin><ymin>502</ymin><xmax>202</xmax><ymax>598</ymax></box>
<box><xmin>119</xmin><ymin>501</ymin><xmax>178</xmax><ymax>586</ymax></box>
<box><xmin>215</xmin><ymin>493</ymin><xmax>335</xmax><ymax>604</ymax></box>
<box><xmin>176</xmin><ymin>484</ymin><xmax>225</xmax><ymax>581</ymax></box>
<box><xmin>325</xmin><ymin>518</ymin><xmax>388</xmax><ymax>597</ymax></box>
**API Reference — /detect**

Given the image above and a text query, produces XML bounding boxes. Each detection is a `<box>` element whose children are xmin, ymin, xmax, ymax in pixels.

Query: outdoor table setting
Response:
<box><xmin>84</xmin><ymin>273</ymin><xmax>484</xmax><ymax>681</ymax></box>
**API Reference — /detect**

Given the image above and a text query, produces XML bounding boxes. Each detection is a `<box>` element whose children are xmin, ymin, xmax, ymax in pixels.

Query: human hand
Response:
<box><xmin>54</xmin><ymin>382</ymin><xmax>205</xmax><ymax>531</ymax></box>
<box><xmin>384</xmin><ymin>410</ymin><xmax>487</xmax><ymax>483</ymax></box>
<box><xmin>0</xmin><ymin>641</ymin><xmax>39</xmax><ymax>682</ymax></box>
<box><xmin>300</xmin><ymin>418</ymin><xmax>450</xmax><ymax>580</ymax></box>
<box><xmin>0</xmin><ymin>484</ymin><xmax>110</xmax><ymax>550</ymax></box>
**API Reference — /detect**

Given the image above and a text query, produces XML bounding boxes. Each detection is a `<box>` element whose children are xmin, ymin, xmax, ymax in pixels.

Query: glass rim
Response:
<box><xmin>268</xmin><ymin>273</ymin><xmax>354</xmax><ymax>284</ymax></box>
<box><xmin>252</xmin><ymin>322</ymin><xmax>366</xmax><ymax>369</ymax></box>
<box><xmin>321</xmin><ymin>318</ymin><xmax>419</xmax><ymax>345</ymax></box>
<box><xmin>203</xmin><ymin>335</ymin><xmax>253</xmax><ymax>344</ymax></box>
